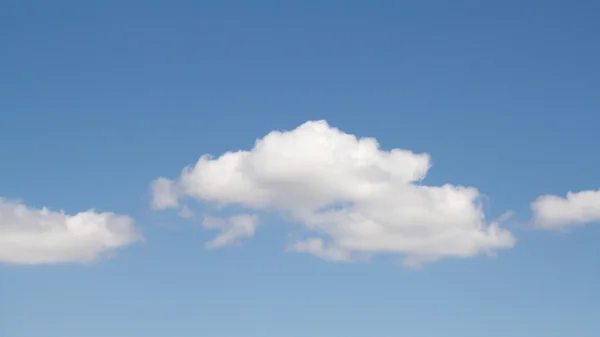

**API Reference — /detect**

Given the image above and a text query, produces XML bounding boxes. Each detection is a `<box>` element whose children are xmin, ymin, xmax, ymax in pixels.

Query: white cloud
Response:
<box><xmin>151</xmin><ymin>120</ymin><xmax>515</xmax><ymax>266</ymax></box>
<box><xmin>178</xmin><ymin>205</ymin><xmax>195</xmax><ymax>218</ymax></box>
<box><xmin>151</xmin><ymin>177</ymin><xmax>180</xmax><ymax>210</ymax></box>
<box><xmin>202</xmin><ymin>214</ymin><xmax>259</xmax><ymax>248</ymax></box>
<box><xmin>531</xmin><ymin>189</ymin><xmax>600</xmax><ymax>230</ymax></box>
<box><xmin>0</xmin><ymin>198</ymin><xmax>142</xmax><ymax>265</ymax></box>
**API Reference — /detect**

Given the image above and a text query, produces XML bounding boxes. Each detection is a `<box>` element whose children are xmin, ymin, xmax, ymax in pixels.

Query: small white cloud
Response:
<box><xmin>151</xmin><ymin>120</ymin><xmax>515</xmax><ymax>266</ymax></box>
<box><xmin>178</xmin><ymin>205</ymin><xmax>194</xmax><ymax>218</ymax></box>
<box><xmin>0</xmin><ymin>198</ymin><xmax>142</xmax><ymax>265</ymax></box>
<box><xmin>202</xmin><ymin>214</ymin><xmax>259</xmax><ymax>248</ymax></box>
<box><xmin>531</xmin><ymin>188</ymin><xmax>600</xmax><ymax>230</ymax></box>
<box><xmin>151</xmin><ymin>177</ymin><xmax>180</xmax><ymax>210</ymax></box>
<box><xmin>289</xmin><ymin>238</ymin><xmax>357</xmax><ymax>262</ymax></box>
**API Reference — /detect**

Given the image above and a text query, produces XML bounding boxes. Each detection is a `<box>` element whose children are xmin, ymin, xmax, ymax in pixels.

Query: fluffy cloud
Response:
<box><xmin>151</xmin><ymin>177</ymin><xmax>180</xmax><ymax>210</ymax></box>
<box><xmin>151</xmin><ymin>120</ymin><xmax>515</xmax><ymax>266</ymax></box>
<box><xmin>531</xmin><ymin>189</ymin><xmax>600</xmax><ymax>230</ymax></box>
<box><xmin>202</xmin><ymin>214</ymin><xmax>259</xmax><ymax>248</ymax></box>
<box><xmin>0</xmin><ymin>198</ymin><xmax>141</xmax><ymax>265</ymax></box>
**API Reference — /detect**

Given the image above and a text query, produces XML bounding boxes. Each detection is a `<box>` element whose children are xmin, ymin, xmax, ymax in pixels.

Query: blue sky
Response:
<box><xmin>1</xmin><ymin>1</ymin><xmax>599</xmax><ymax>336</ymax></box>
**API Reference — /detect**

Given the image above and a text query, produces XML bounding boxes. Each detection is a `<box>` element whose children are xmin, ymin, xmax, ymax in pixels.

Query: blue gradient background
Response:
<box><xmin>1</xmin><ymin>1</ymin><xmax>599</xmax><ymax>336</ymax></box>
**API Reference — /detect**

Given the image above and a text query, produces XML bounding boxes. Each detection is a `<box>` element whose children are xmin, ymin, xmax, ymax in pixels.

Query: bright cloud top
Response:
<box><xmin>0</xmin><ymin>198</ymin><xmax>141</xmax><ymax>265</ymax></box>
<box><xmin>152</xmin><ymin>120</ymin><xmax>516</xmax><ymax>266</ymax></box>
<box><xmin>531</xmin><ymin>188</ymin><xmax>600</xmax><ymax>230</ymax></box>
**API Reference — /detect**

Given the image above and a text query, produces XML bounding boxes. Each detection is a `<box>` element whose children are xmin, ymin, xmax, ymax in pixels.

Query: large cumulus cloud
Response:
<box><xmin>151</xmin><ymin>120</ymin><xmax>515</xmax><ymax>266</ymax></box>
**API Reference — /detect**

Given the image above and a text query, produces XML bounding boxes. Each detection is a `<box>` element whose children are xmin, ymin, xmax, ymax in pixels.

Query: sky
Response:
<box><xmin>1</xmin><ymin>0</ymin><xmax>600</xmax><ymax>336</ymax></box>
